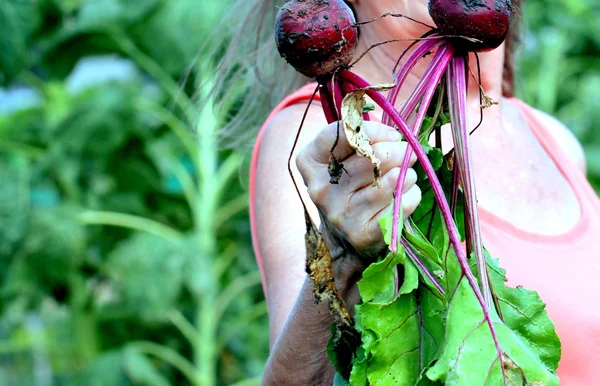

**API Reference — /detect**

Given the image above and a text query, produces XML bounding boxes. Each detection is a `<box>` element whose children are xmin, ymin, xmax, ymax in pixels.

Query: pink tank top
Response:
<box><xmin>249</xmin><ymin>84</ymin><xmax>600</xmax><ymax>384</ymax></box>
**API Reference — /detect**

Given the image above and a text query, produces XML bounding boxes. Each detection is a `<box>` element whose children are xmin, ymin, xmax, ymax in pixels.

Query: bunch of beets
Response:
<box><xmin>273</xmin><ymin>1</ymin><xmax>561</xmax><ymax>385</ymax></box>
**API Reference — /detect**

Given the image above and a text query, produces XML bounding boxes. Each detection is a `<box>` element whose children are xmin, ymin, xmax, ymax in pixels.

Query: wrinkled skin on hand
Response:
<box><xmin>296</xmin><ymin>120</ymin><xmax>421</xmax><ymax>261</ymax></box>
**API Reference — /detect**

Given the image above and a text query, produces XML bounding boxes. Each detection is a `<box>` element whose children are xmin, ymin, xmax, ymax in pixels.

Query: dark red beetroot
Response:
<box><xmin>274</xmin><ymin>0</ymin><xmax>359</xmax><ymax>80</ymax></box>
<box><xmin>428</xmin><ymin>0</ymin><xmax>511</xmax><ymax>52</ymax></box>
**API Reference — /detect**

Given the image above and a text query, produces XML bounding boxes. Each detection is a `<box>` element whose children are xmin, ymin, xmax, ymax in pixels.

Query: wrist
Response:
<box><xmin>322</xmin><ymin>233</ymin><xmax>366</xmax><ymax>306</ymax></box>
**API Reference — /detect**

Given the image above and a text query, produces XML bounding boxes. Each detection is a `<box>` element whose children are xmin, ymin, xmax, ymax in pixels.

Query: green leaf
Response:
<box><xmin>411</xmin><ymin>188</ymin><xmax>449</xmax><ymax>260</ymax></box>
<box><xmin>350</xmin><ymin>222</ymin><xmax>446</xmax><ymax>385</ymax></box>
<box><xmin>0</xmin><ymin>1</ymin><xmax>41</xmax><ymax>84</ymax></box>
<box><xmin>348</xmin><ymin>350</ymin><xmax>368</xmax><ymax>386</ymax></box>
<box><xmin>80</xmin><ymin>350</ymin><xmax>128</xmax><ymax>386</ymax></box>
<box><xmin>106</xmin><ymin>233</ymin><xmax>190</xmax><ymax>320</ymax></box>
<box><xmin>357</xmin><ymin>296</ymin><xmax>420</xmax><ymax>386</ymax></box>
<box><xmin>425</xmin><ymin>278</ymin><xmax>559</xmax><ymax>385</ymax></box>
<box><xmin>398</xmin><ymin>259</ymin><xmax>419</xmax><ymax>296</ymax></box>
<box><xmin>403</xmin><ymin>224</ymin><xmax>441</xmax><ymax>266</ymax></box>
<box><xmin>424</xmin><ymin>144</ymin><xmax>444</xmax><ymax>171</ymax></box>
<box><xmin>425</xmin><ymin>247</ymin><xmax>559</xmax><ymax>385</ymax></box>
<box><xmin>354</xmin><ymin>290</ymin><xmax>445</xmax><ymax>386</ymax></box>
<box><xmin>401</xmin><ymin>230</ymin><xmax>445</xmax><ymax>299</ymax></box>
<box><xmin>0</xmin><ymin>156</ymin><xmax>30</xmax><ymax>257</ymax></box>
<box><xmin>20</xmin><ymin>206</ymin><xmax>86</xmax><ymax>293</ymax></box>
<box><xmin>124</xmin><ymin>347</ymin><xmax>170</xmax><ymax>386</ymax></box>
<box><xmin>358</xmin><ymin>252</ymin><xmax>403</xmax><ymax>304</ymax></box>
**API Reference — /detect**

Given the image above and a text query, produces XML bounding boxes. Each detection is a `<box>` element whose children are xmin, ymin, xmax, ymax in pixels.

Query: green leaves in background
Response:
<box><xmin>0</xmin><ymin>0</ymin><xmax>265</xmax><ymax>385</ymax></box>
<box><xmin>107</xmin><ymin>233</ymin><xmax>188</xmax><ymax>321</ymax></box>
<box><xmin>0</xmin><ymin>0</ymin><xmax>596</xmax><ymax>384</ymax></box>
<box><xmin>0</xmin><ymin>156</ymin><xmax>30</xmax><ymax>257</ymax></box>
<box><xmin>0</xmin><ymin>1</ymin><xmax>42</xmax><ymax>84</ymax></box>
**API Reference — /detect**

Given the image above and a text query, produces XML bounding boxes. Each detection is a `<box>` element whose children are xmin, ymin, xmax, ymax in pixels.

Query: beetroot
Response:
<box><xmin>428</xmin><ymin>0</ymin><xmax>511</xmax><ymax>52</ymax></box>
<box><xmin>274</xmin><ymin>0</ymin><xmax>359</xmax><ymax>80</ymax></box>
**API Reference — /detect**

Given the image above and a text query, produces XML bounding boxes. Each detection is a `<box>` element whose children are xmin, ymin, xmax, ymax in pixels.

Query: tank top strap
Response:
<box><xmin>249</xmin><ymin>83</ymin><xmax>320</xmax><ymax>295</ymax></box>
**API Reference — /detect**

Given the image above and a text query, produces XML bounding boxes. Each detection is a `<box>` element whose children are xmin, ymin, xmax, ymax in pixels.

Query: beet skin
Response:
<box><xmin>428</xmin><ymin>0</ymin><xmax>512</xmax><ymax>52</ymax></box>
<box><xmin>275</xmin><ymin>0</ymin><xmax>359</xmax><ymax>80</ymax></box>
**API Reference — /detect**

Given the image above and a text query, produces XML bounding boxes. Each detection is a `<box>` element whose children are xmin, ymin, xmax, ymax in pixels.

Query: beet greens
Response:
<box><xmin>274</xmin><ymin>0</ymin><xmax>561</xmax><ymax>384</ymax></box>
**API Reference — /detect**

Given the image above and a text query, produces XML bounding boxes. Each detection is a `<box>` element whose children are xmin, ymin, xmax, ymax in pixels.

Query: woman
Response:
<box><xmin>226</xmin><ymin>0</ymin><xmax>600</xmax><ymax>384</ymax></box>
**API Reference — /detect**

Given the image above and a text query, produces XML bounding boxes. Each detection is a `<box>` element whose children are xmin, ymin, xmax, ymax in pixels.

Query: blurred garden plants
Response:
<box><xmin>0</xmin><ymin>0</ymin><xmax>597</xmax><ymax>385</ymax></box>
<box><xmin>0</xmin><ymin>1</ymin><xmax>265</xmax><ymax>385</ymax></box>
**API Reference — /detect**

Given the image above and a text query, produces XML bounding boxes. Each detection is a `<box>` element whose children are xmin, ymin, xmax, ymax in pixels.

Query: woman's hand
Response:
<box><xmin>296</xmin><ymin>120</ymin><xmax>422</xmax><ymax>260</ymax></box>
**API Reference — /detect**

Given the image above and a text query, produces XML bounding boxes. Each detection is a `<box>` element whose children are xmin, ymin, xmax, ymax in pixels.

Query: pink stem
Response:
<box><xmin>390</xmin><ymin>45</ymin><xmax>453</xmax><ymax>252</ymax></box>
<box><xmin>446</xmin><ymin>56</ymin><xmax>493</xmax><ymax>309</ymax></box>
<box><xmin>339</xmin><ymin>69</ymin><xmax>505</xmax><ymax>369</ymax></box>
<box><xmin>382</xmin><ymin>38</ymin><xmax>442</xmax><ymax>126</ymax></box>
<box><xmin>450</xmin><ymin>162</ymin><xmax>460</xmax><ymax>214</ymax></box>
<box><xmin>319</xmin><ymin>85</ymin><xmax>338</xmax><ymax>124</ymax></box>
<box><xmin>399</xmin><ymin>45</ymin><xmax>449</xmax><ymax>121</ymax></box>
<box><xmin>401</xmin><ymin>237</ymin><xmax>445</xmax><ymax>296</ymax></box>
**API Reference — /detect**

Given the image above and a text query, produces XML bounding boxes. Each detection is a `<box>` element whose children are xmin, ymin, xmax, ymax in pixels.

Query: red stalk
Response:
<box><xmin>446</xmin><ymin>56</ymin><xmax>493</xmax><ymax>309</ymax></box>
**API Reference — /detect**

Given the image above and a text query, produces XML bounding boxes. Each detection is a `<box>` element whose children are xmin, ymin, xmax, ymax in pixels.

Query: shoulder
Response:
<box><xmin>260</xmin><ymin>100</ymin><xmax>327</xmax><ymax>161</ymax></box>
<box><xmin>529</xmin><ymin>107</ymin><xmax>587</xmax><ymax>174</ymax></box>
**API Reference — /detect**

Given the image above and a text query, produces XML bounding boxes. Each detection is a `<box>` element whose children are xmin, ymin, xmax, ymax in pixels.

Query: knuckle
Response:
<box><xmin>372</xmin><ymin>142</ymin><xmax>390</xmax><ymax>160</ymax></box>
<box><xmin>365</xmin><ymin>122</ymin><xmax>402</xmax><ymax>142</ymax></box>
<box><xmin>381</xmin><ymin>124</ymin><xmax>402</xmax><ymax>141</ymax></box>
<box><xmin>406</xmin><ymin>168</ymin><xmax>418</xmax><ymax>185</ymax></box>
<box><xmin>409</xmin><ymin>149</ymin><xmax>418</xmax><ymax>165</ymax></box>
<box><xmin>307</xmin><ymin>183</ymin><xmax>328</xmax><ymax>205</ymax></box>
<box><xmin>415</xmin><ymin>185</ymin><xmax>422</xmax><ymax>200</ymax></box>
<box><xmin>325</xmin><ymin>121</ymin><xmax>345</xmax><ymax>141</ymax></box>
<box><xmin>328</xmin><ymin>210</ymin><xmax>345</xmax><ymax>233</ymax></box>
<box><xmin>295</xmin><ymin>149</ymin><xmax>309</xmax><ymax>177</ymax></box>
<box><xmin>385</xmin><ymin>167</ymin><xmax>401</xmax><ymax>186</ymax></box>
<box><xmin>404</xmin><ymin>185</ymin><xmax>423</xmax><ymax>214</ymax></box>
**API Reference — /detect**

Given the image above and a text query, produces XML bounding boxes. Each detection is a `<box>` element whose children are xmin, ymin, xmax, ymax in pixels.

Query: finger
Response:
<box><xmin>361</xmin><ymin>184</ymin><xmax>422</xmax><ymax>248</ymax></box>
<box><xmin>400</xmin><ymin>168</ymin><xmax>418</xmax><ymax>193</ymax></box>
<box><xmin>346</xmin><ymin>168</ymin><xmax>396</xmax><ymax>212</ymax></box>
<box><xmin>342</xmin><ymin>167</ymin><xmax>418</xmax><ymax>236</ymax></box>
<box><xmin>338</xmin><ymin>142</ymin><xmax>417</xmax><ymax>188</ymax></box>
<box><xmin>402</xmin><ymin>185</ymin><xmax>422</xmax><ymax>218</ymax></box>
<box><xmin>307</xmin><ymin>121</ymin><xmax>402</xmax><ymax>164</ymax></box>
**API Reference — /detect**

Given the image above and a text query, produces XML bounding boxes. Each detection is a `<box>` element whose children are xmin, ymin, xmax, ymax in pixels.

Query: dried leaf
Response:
<box><xmin>341</xmin><ymin>83</ymin><xmax>395</xmax><ymax>187</ymax></box>
<box><xmin>305</xmin><ymin>213</ymin><xmax>352</xmax><ymax>327</ymax></box>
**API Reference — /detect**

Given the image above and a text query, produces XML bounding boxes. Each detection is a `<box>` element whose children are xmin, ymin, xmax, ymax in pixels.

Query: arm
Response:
<box><xmin>255</xmin><ymin>103</ymin><xmax>421</xmax><ymax>384</ymax></box>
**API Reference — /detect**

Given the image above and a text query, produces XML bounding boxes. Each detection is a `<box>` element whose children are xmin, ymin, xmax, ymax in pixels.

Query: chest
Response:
<box><xmin>437</xmin><ymin>109</ymin><xmax>581</xmax><ymax>236</ymax></box>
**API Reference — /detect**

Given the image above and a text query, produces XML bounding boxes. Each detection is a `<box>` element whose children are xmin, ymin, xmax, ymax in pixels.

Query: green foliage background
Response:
<box><xmin>0</xmin><ymin>0</ymin><xmax>597</xmax><ymax>385</ymax></box>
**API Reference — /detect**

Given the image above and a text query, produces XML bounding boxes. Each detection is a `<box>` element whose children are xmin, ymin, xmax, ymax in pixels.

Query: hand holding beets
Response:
<box><xmin>295</xmin><ymin>121</ymin><xmax>421</xmax><ymax>259</ymax></box>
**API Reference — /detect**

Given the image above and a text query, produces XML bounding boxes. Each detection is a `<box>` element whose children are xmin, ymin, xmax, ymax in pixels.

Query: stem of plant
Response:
<box><xmin>390</xmin><ymin>44</ymin><xmax>454</xmax><ymax>253</ymax></box>
<box><xmin>446</xmin><ymin>56</ymin><xmax>493</xmax><ymax>309</ymax></box>
<box><xmin>382</xmin><ymin>38</ymin><xmax>441</xmax><ymax>127</ymax></box>
<box><xmin>401</xmin><ymin>237</ymin><xmax>445</xmax><ymax>296</ymax></box>
<box><xmin>339</xmin><ymin>69</ymin><xmax>505</xmax><ymax>366</ymax></box>
<box><xmin>195</xmin><ymin>81</ymin><xmax>220</xmax><ymax>386</ymax></box>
